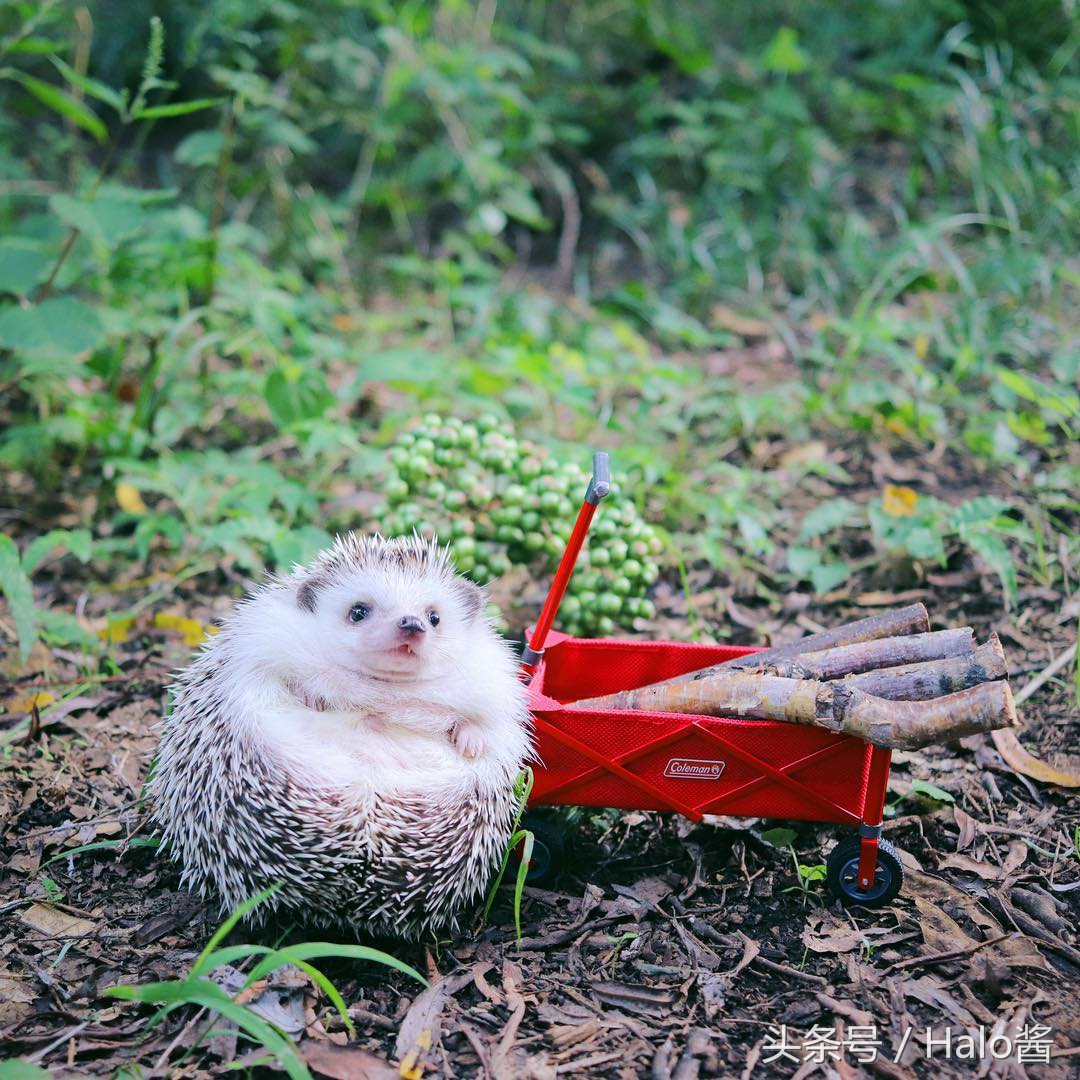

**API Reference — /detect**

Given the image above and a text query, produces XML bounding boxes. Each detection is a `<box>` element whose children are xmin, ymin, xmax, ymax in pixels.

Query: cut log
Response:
<box><xmin>840</xmin><ymin>634</ymin><xmax>1008</xmax><ymax>700</ymax></box>
<box><xmin>570</xmin><ymin>673</ymin><xmax>1018</xmax><ymax>751</ymax></box>
<box><xmin>644</xmin><ymin>603</ymin><xmax>931</xmax><ymax>690</ymax></box>
<box><xmin>766</xmin><ymin>628</ymin><xmax>975</xmax><ymax>680</ymax></box>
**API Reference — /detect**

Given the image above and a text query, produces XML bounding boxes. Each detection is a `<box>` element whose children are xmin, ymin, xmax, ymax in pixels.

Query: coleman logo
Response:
<box><xmin>663</xmin><ymin>757</ymin><xmax>726</xmax><ymax>780</ymax></box>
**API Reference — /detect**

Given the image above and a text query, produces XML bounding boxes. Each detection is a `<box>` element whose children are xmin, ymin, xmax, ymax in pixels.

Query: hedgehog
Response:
<box><xmin>148</xmin><ymin>533</ymin><xmax>533</xmax><ymax>939</ymax></box>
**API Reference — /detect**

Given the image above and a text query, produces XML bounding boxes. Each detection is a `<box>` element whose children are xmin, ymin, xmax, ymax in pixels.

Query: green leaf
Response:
<box><xmin>191</xmin><ymin>883</ymin><xmax>284</xmax><ymax>977</ymax></box>
<box><xmin>910</xmin><ymin>779</ymin><xmax>955</xmax><ymax>804</ymax></box>
<box><xmin>800</xmin><ymin>498</ymin><xmax>858</xmax><ymax>540</ymax></box>
<box><xmin>264</xmin><ymin>366</ymin><xmax>334</xmax><ymax>429</ymax></box>
<box><xmin>106</xmin><ymin>979</ymin><xmax>310</xmax><ymax>1080</ymax></box>
<box><xmin>174</xmin><ymin>129</ymin><xmax>225</xmax><ymax>167</ymax></box>
<box><xmin>513</xmin><ymin>831</ymin><xmax>534</xmax><ymax>945</ymax></box>
<box><xmin>354</xmin><ymin>348</ymin><xmax>444</xmax><ymax>388</ymax></box>
<box><xmin>245</xmin><ymin>943</ymin><xmax>427</xmax><ymax>989</ymax></box>
<box><xmin>761</xmin><ymin>27</ymin><xmax>810</xmax><ymax>75</ymax></box>
<box><xmin>22</xmin><ymin>528</ymin><xmax>93</xmax><ymax>575</ymax></box>
<box><xmin>133</xmin><ymin>97</ymin><xmax>224</xmax><ymax>120</ymax></box>
<box><xmin>0</xmin><ymin>297</ymin><xmax>105</xmax><ymax>356</ymax></box>
<box><xmin>761</xmin><ymin>827</ymin><xmax>798</xmax><ymax>848</ymax></box>
<box><xmin>787</xmin><ymin>545</ymin><xmax>821</xmax><ymax>576</ymax></box>
<box><xmin>48</xmin><ymin>56</ymin><xmax>125</xmax><ymax>112</ymax></box>
<box><xmin>0</xmin><ymin>242</ymin><xmax>50</xmax><ymax>297</ymax></box>
<box><xmin>965</xmin><ymin>532</ymin><xmax>1018</xmax><ymax>609</ymax></box>
<box><xmin>49</xmin><ymin>193</ymin><xmax>148</xmax><ymax>248</ymax></box>
<box><xmin>0</xmin><ymin>535</ymin><xmax>37</xmax><ymax>663</ymax></box>
<box><xmin>904</xmin><ymin>526</ymin><xmax>947</xmax><ymax>563</ymax></box>
<box><xmin>810</xmin><ymin>560</ymin><xmax>850</xmax><ymax>594</ymax></box>
<box><xmin>43</xmin><ymin>836</ymin><xmax>160</xmax><ymax>866</ymax></box>
<box><xmin>0</xmin><ymin>1061</ymin><xmax>52</xmax><ymax>1079</ymax></box>
<box><xmin>8</xmin><ymin>73</ymin><xmax>107</xmax><ymax>142</ymax></box>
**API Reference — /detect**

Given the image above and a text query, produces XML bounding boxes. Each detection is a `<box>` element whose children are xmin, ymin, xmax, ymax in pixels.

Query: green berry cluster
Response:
<box><xmin>378</xmin><ymin>414</ymin><xmax>662</xmax><ymax>636</ymax></box>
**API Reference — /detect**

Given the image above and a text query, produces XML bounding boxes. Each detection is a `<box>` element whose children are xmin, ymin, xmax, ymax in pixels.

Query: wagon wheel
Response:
<box><xmin>521</xmin><ymin>812</ymin><xmax>567</xmax><ymax>885</ymax></box>
<box><xmin>826</xmin><ymin>836</ymin><xmax>904</xmax><ymax>908</ymax></box>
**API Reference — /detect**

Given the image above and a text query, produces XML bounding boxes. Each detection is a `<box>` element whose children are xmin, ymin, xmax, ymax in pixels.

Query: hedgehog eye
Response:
<box><xmin>348</xmin><ymin>603</ymin><xmax>370</xmax><ymax>623</ymax></box>
<box><xmin>427</xmin><ymin>610</ymin><xmax>440</xmax><ymax>627</ymax></box>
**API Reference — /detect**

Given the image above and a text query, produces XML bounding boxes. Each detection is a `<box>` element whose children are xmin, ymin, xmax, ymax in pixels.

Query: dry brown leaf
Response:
<box><xmin>590</xmin><ymin>980</ymin><xmax>680</xmax><ymax>1018</ymax></box>
<box><xmin>953</xmin><ymin>805</ymin><xmax>977</xmax><ymax>851</ymax></box>
<box><xmin>992</xmin><ymin>729</ymin><xmax>1080</xmax><ymax>787</ymax></box>
<box><xmin>0</xmin><ymin>971</ymin><xmax>34</xmax><ymax>1004</ymax></box>
<box><xmin>938</xmin><ymin>853</ymin><xmax>1005</xmax><ymax>882</ymax></box>
<box><xmin>906</xmin><ymin>870</ymin><xmax>1047</xmax><ymax>971</ymax></box>
<box><xmin>19</xmin><ymin>903</ymin><xmax>97</xmax><ymax>939</ymax></box>
<box><xmin>801</xmin><ymin>912</ymin><xmax>868</xmax><ymax>955</ymax></box>
<box><xmin>709</xmin><ymin>305</ymin><xmax>772</xmax><ymax>337</ymax></box>
<box><xmin>913</xmin><ymin>896</ymin><xmax>978</xmax><ymax>955</ymax></box>
<box><xmin>302</xmin><ymin>1043</ymin><xmax>397</xmax><ymax>1080</ymax></box>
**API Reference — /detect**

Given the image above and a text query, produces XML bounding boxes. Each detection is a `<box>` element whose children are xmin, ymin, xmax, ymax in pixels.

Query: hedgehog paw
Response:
<box><xmin>452</xmin><ymin>721</ymin><xmax>486</xmax><ymax>759</ymax></box>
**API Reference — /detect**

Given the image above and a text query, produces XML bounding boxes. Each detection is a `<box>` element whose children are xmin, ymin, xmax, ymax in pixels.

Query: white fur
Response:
<box><xmin>149</xmin><ymin>534</ymin><xmax>534</xmax><ymax>936</ymax></box>
<box><xmin>194</xmin><ymin>535</ymin><xmax>530</xmax><ymax>792</ymax></box>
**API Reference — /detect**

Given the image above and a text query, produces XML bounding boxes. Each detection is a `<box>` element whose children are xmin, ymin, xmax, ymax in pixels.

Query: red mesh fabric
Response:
<box><xmin>528</xmin><ymin>633</ymin><xmax>874</xmax><ymax>824</ymax></box>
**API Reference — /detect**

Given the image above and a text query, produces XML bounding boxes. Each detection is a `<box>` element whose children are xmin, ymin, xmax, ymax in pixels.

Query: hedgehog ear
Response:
<box><xmin>296</xmin><ymin>575</ymin><xmax>321</xmax><ymax>613</ymax></box>
<box><xmin>454</xmin><ymin>579</ymin><xmax>487</xmax><ymax>621</ymax></box>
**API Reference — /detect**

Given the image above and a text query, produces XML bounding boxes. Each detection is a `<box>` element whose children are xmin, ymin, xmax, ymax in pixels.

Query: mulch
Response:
<box><xmin>2</xmin><ymin>434</ymin><xmax>1079</xmax><ymax>1077</ymax></box>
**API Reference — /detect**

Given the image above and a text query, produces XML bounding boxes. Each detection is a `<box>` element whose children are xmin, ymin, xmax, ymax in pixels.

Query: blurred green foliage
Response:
<box><xmin>0</xmin><ymin>0</ymin><xmax>1077</xmax><ymax>652</ymax></box>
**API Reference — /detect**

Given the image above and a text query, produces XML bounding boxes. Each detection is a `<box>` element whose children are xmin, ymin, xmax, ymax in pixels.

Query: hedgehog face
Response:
<box><xmin>300</xmin><ymin>565</ymin><xmax>485</xmax><ymax>684</ymax></box>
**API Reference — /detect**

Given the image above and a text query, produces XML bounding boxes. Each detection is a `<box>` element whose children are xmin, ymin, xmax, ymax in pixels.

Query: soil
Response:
<box><xmin>2</xmin><ymin>437</ymin><xmax>1079</xmax><ymax>1078</ymax></box>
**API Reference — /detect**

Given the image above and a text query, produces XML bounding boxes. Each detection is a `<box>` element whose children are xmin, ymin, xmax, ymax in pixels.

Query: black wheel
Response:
<box><xmin>521</xmin><ymin>812</ymin><xmax>566</xmax><ymax>885</ymax></box>
<box><xmin>826</xmin><ymin>836</ymin><xmax>904</xmax><ymax>908</ymax></box>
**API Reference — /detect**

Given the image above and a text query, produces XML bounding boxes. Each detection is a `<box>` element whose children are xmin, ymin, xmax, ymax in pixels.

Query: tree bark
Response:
<box><xmin>766</xmin><ymin>628</ymin><xmax>974</xmax><ymax>680</ymax></box>
<box><xmin>649</xmin><ymin>603</ymin><xmax>931</xmax><ymax>690</ymax></box>
<box><xmin>570</xmin><ymin>672</ymin><xmax>1018</xmax><ymax>751</ymax></box>
<box><xmin>839</xmin><ymin>634</ymin><xmax>1007</xmax><ymax>700</ymax></box>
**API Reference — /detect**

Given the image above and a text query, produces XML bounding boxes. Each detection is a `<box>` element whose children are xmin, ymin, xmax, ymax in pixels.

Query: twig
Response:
<box><xmin>153</xmin><ymin>1005</ymin><xmax>209</xmax><ymax>1074</ymax></box>
<box><xmin>1013</xmin><ymin>641</ymin><xmax>1076</xmax><ymax>705</ymax></box>
<box><xmin>737</xmin><ymin>932</ymin><xmax>828</xmax><ymax>986</ymax></box>
<box><xmin>882</xmin><ymin>931</ymin><xmax>1012</xmax><ymax>974</ymax></box>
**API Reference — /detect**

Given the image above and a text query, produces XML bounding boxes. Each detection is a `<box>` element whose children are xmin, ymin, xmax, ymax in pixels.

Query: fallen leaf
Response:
<box><xmin>6</xmin><ymin>691</ymin><xmax>56</xmax><ymax>714</ymax></box>
<box><xmin>98</xmin><ymin>616</ymin><xmax>134</xmax><ymax>644</ymax></box>
<box><xmin>882</xmin><ymin>485</ymin><xmax>919</xmax><ymax>517</ymax></box>
<box><xmin>590</xmin><ymin>980</ymin><xmax>680</xmax><ymax>1017</ymax></box>
<box><xmin>154</xmin><ymin>611</ymin><xmax>217</xmax><ymax>646</ymax></box>
<box><xmin>303</xmin><ymin>1043</ymin><xmax>397</xmax><ymax>1079</ymax></box>
<box><xmin>20</xmin><ymin>903</ymin><xmax>97</xmax><ymax>939</ymax></box>
<box><xmin>913</xmin><ymin>896</ymin><xmax>978</xmax><ymax>955</ymax></box>
<box><xmin>992</xmin><ymin>729</ymin><xmax>1080</xmax><ymax>787</ymax></box>
<box><xmin>709</xmin><ymin>305</ymin><xmax>772</xmax><ymax>337</ymax></box>
<box><xmin>115</xmin><ymin>482</ymin><xmax>147</xmax><ymax>514</ymax></box>
<box><xmin>938</xmin><ymin>853</ymin><xmax>1005</xmax><ymax>882</ymax></box>
<box><xmin>0</xmin><ymin>970</ymin><xmax>34</xmax><ymax>1004</ymax></box>
<box><xmin>801</xmin><ymin>912</ymin><xmax>868</xmax><ymax>955</ymax></box>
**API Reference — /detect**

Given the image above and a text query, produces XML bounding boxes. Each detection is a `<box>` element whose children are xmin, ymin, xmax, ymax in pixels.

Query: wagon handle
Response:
<box><xmin>521</xmin><ymin>451</ymin><xmax>610</xmax><ymax>678</ymax></box>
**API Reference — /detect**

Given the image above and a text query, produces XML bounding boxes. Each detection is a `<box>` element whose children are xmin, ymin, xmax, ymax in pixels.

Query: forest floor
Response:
<box><xmin>2</xmin><ymin>350</ymin><xmax>1079</xmax><ymax>1080</ymax></box>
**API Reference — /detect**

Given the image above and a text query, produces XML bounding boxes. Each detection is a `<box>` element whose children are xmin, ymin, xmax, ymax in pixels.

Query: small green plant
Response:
<box><xmin>868</xmin><ymin>491</ymin><xmax>1028</xmax><ymax>608</ymax></box>
<box><xmin>0</xmin><ymin>530</ymin><xmax>95</xmax><ymax>661</ymax></box>
<box><xmin>106</xmin><ymin>885</ymin><xmax>427</xmax><ymax>1079</ymax></box>
<box><xmin>38</xmin><ymin>874</ymin><xmax>64</xmax><ymax>902</ymax></box>
<box><xmin>379</xmin><ymin>415</ymin><xmax>662</xmax><ymax>635</ymax></box>
<box><xmin>782</xmin><ymin>845</ymin><xmax>827</xmax><ymax>905</ymax></box>
<box><xmin>607</xmin><ymin>931</ymin><xmax>639</xmax><ymax>976</ymax></box>
<box><xmin>483</xmin><ymin>767</ymin><xmax>536</xmax><ymax>944</ymax></box>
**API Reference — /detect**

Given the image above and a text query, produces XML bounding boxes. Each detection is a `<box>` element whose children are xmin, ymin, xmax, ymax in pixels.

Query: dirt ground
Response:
<box><xmin>2</xmin><ymin>444</ymin><xmax>1079</xmax><ymax>1078</ymax></box>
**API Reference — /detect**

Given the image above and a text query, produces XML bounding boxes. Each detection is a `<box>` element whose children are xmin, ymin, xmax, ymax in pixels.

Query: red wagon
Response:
<box><xmin>519</xmin><ymin>454</ymin><xmax>904</xmax><ymax>908</ymax></box>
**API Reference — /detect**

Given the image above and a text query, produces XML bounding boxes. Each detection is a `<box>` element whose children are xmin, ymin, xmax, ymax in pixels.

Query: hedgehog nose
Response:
<box><xmin>398</xmin><ymin>615</ymin><xmax>426</xmax><ymax>636</ymax></box>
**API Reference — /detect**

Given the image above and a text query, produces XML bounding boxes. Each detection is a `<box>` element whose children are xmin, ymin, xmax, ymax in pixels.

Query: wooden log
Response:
<box><xmin>840</xmin><ymin>634</ymin><xmax>1008</xmax><ymax>700</ymax></box>
<box><xmin>766</xmin><ymin>628</ymin><xmax>974</xmax><ymax>680</ymax></box>
<box><xmin>644</xmin><ymin>603</ymin><xmax>931</xmax><ymax>691</ymax></box>
<box><xmin>570</xmin><ymin>672</ymin><xmax>1018</xmax><ymax>751</ymax></box>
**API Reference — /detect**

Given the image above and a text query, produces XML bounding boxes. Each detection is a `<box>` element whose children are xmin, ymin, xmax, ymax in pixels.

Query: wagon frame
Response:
<box><xmin>519</xmin><ymin>453</ymin><xmax>905</xmax><ymax>908</ymax></box>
